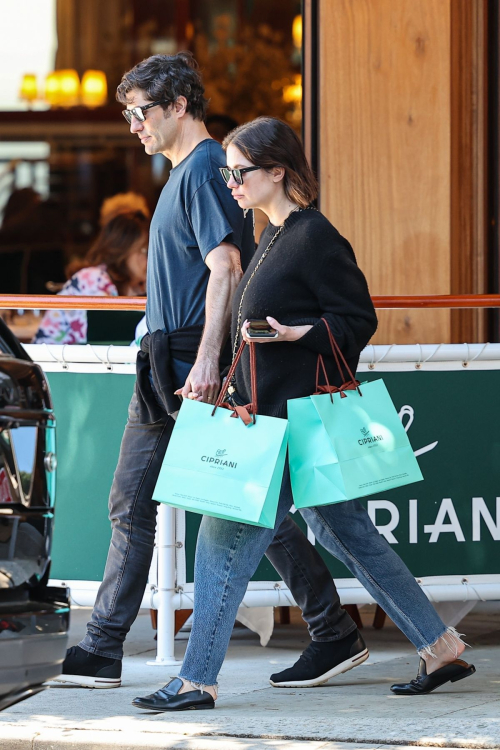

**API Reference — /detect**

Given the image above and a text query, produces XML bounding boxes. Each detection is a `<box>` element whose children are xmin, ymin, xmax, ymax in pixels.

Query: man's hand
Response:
<box><xmin>174</xmin><ymin>358</ymin><xmax>220</xmax><ymax>403</ymax></box>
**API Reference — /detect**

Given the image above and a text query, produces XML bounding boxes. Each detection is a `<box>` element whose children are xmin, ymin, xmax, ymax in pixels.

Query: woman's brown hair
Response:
<box><xmin>67</xmin><ymin>211</ymin><xmax>149</xmax><ymax>292</ymax></box>
<box><xmin>222</xmin><ymin>117</ymin><xmax>318</xmax><ymax>208</ymax></box>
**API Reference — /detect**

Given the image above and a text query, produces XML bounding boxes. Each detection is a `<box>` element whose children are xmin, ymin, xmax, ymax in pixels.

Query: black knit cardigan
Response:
<box><xmin>229</xmin><ymin>208</ymin><xmax>378</xmax><ymax>418</ymax></box>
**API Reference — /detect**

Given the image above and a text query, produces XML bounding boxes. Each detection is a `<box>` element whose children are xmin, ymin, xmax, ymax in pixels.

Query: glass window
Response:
<box><xmin>0</xmin><ymin>429</ymin><xmax>17</xmax><ymax>504</ymax></box>
<box><xmin>131</xmin><ymin>1</ymin><xmax>302</xmax><ymax>131</ymax></box>
<box><xmin>0</xmin><ymin>0</ymin><xmax>57</xmax><ymax>111</ymax></box>
<box><xmin>10</xmin><ymin>425</ymin><xmax>37</xmax><ymax>499</ymax></box>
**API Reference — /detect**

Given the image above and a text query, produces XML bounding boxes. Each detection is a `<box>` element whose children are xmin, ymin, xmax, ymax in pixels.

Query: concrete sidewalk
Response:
<box><xmin>0</xmin><ymin>604</ymin><xmax>498</xmax><ymax>749</ymax></box>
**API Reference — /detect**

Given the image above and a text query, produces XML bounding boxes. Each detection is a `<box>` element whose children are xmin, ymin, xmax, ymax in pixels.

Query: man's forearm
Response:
<box><xmin>197</xmin><ymin>255</ymin><xmax>242</xmax><ymax>361</ymax></box>
<box><xmin>176</xmin><ymin>243</ymin><xmax>242</xmax><ymax>402</ymax></box>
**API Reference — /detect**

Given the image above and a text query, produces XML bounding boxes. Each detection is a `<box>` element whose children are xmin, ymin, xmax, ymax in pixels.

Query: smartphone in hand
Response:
<box><xmin>247</xmin><ymin>319</ymin><xmax>278</xmax><ymax>338</ymax></box>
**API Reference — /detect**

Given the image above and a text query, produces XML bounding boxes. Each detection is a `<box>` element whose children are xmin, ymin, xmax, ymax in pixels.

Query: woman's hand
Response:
<box><xmin>241</xmin><ymin>317</ymin><xmax>312</xmax><ymax>344</ymax></box>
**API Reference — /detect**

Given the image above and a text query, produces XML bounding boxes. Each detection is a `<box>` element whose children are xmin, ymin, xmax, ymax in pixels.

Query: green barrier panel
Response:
<box><xmin>48</xmin><ymin>370</ymin><xmax>500</xmax><ymax>583</ymax></box>
<box><xmin>48</xmin><ymin>372</ymin><xmax>135</xmax><ymax>581</ymax></box>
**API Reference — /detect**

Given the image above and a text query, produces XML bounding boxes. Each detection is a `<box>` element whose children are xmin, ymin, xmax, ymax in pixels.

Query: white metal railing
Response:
<box><xmin>24</xmin><ymin>342</ymin><xmax>500</xmax><ymax>375</ymax></box>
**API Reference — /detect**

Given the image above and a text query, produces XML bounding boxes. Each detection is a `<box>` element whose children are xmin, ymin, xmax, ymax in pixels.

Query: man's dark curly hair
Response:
<box><xmin>116</xmin><ymin>52</ymin><xmax>208</xmax><ymax>121</ymax></box>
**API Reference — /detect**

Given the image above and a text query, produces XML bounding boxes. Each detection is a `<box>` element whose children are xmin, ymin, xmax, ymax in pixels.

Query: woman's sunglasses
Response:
<box><xmin>122</xmin><ymin>99</ymin><xmax>171</xmax><ymax>125</ymax></box>
<box><xmin>219</xmin><ymin>166</ymin><xmax>262</xmax><ymax>185</ymax></box>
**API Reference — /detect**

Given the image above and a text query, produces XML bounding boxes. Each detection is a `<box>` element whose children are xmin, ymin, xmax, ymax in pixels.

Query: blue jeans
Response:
<box><xmin>179</xmin><ymin>465</ymin><xmax>447</xmax><ymax>686</ymax></box>
<box><xmin>79</xmin><ymin>391</ymin><xmax>353</xmax><ymax>658</ymax></box>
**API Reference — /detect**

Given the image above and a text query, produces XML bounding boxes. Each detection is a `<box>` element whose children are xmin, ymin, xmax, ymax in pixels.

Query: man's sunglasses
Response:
<box><xmin>219</xmin><ymin>166</ymin><xmax>262</xmax><ymax>185</ymax></box>
<box><xmin>122</xmin><ymin>99</ymin><xmax>171</xmax><ymax>125</ymax></box>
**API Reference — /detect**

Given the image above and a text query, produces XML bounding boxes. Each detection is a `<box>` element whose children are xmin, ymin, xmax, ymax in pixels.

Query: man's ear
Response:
<box><xmin>173</xmin><ymin>96</ymin><xmax>188</xmax><ymax>117</ymax></box>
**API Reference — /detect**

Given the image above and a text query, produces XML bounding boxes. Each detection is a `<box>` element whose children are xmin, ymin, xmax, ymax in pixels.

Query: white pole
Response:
<box><xmin>146</xmin><ymin>503</ymin><xmax>182</xmax><ymax>666</ymax></box>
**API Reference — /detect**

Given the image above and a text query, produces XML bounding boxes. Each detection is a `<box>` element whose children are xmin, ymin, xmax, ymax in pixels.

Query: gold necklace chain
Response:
<box><xmin>228</xmin><ymin>205</ymin><xmax>316</xmax><ymax>393</ymax></box>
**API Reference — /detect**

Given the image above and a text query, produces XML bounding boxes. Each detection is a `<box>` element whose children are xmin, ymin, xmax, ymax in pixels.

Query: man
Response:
<box><xmin>56</xmin><ymin>52</ymin><xmax>366</xmax><ymax>691</ymax></box>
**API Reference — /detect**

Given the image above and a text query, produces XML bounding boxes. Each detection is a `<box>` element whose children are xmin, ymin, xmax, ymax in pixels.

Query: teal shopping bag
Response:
<box><xmin>153</xmin><ymin>343</ymin><xmax>288</xmax><ymax>528</ymax></box>
<box><xmin>288</xmin><ymin>319</ymin><xmax>423</xmax><ymax>509</ymax></box>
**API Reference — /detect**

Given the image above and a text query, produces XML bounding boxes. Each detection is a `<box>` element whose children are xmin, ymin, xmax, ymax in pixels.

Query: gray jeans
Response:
<box><xmin>79</xmin><ymin>391</ymin><xmax>354</xmax><ymax>659</ymax></box>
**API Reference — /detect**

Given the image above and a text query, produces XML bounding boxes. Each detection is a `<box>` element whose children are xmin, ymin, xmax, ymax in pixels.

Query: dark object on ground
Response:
<box><xmin>132</xmin><ymin>677</ymin><xmax>215</xmax><ymax>712</ymax></box>
<box><xmin>270</xmin><ymin>628</ymin><xmax>369</xmax><ymax>687</ymax></box>
<box><xmin>390</xmin><ymin>657</ymin><xmax>476</xmax><ymax>695</ymax></box>
<box><xmin>54</xmin><ymin>645</ymin><xmax>121</xmax><ymax>689</ymax></box>
<box><xmin>0</xmin><ymin>318</ymin><xmax>69</xmax><ymax>711</ymax></box>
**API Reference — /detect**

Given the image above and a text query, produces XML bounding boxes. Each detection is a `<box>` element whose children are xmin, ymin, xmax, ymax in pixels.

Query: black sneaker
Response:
<box><xmin>53</xmin><ymin>645</ymin><xmax>122</xmax><ymax>688</ymax></box>
<box><xmin>270</xmin><ymin>629</ymin><xmax>369</xmax><ymax>688</ymax></box>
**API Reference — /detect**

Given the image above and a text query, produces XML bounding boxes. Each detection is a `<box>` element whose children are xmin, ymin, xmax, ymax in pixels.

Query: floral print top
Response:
<box><xmin>32</xmin><ymin>265</ymin><xmax>118</xmax><ymax>345</ymax></box>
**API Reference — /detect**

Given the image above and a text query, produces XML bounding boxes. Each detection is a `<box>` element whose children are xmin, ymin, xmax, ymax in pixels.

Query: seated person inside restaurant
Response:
<box><xmin>32</xmin><ymin>211</ymin><xmax>148</xmax><ymax>345</ymax></box>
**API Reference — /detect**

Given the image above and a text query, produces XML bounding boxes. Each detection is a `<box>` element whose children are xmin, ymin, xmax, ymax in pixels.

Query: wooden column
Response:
<box><xmin>316</xmin><ymin>0</ymin><xmax>487</xmax><ymax>344</ymax></box>
<box><xmin>450</xmin><ymin>0</ymin><xmax>488</xmax><ymax>342</ymax></box>
<box><xmin>303</xmin><ymin>0</ymin><xmax>318</xmax><ymax>173</ymax></box>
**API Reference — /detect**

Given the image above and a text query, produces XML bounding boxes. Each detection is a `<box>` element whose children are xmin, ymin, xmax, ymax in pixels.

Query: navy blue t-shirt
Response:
<box><xmin>146</xmin><ymin>139</ymin><xmax>255</xmax><ymax>345</ymax></box>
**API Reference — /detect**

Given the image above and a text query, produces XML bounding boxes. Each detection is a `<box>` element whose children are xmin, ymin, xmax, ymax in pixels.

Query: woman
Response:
<box><xmin>134</xmin><ymin>118</ymin><xmax>474</xmax><ymax>712</ymax></box>
<box><xmin>33</xmin><ymin>211</ymin><xmax>148</xmax><ymax>345</ymax></box>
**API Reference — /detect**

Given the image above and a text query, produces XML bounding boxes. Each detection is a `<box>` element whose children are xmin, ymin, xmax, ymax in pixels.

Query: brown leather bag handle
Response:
<box><xmin>315</xmin><ymin>353</ymin><xmax>335</xmax><ymax>402</ymax></box>
<box><xmin>315</xmin><ymin>317</ymin><xmax>362</xmax><ymax>397</ymax></box>
<box><xmin>212</xmin><ymin>340</ymin><xmax>258</xmax><ymax>425</ymax></box>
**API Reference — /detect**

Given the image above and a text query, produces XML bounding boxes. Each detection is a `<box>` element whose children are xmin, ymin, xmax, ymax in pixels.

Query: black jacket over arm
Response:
<box><xmin>230</xmin><ymin>208</ymin><xmax>378</xmax><ymax>418</ymax></box>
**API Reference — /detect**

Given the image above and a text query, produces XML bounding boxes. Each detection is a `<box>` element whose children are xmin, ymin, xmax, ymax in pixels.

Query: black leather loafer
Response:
<box><xmin>132</xmin><ymin>677</ymin><xmax>215</xmax><ymax>712</ymax></box>
<box><xmin>391</xmin><ymin>658</ymin><xmax>476</xmax><ymax>696</ymax></box>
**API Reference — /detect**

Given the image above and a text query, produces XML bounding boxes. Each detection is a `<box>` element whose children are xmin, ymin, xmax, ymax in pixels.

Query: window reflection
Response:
<box><xmin>10</xmin><ymin>426</ymin><xmax>37</xmax><ymax>498</ymax></box>
<box><xmin>0</xmin><ymin>1</ymin><xmax>303</xmax><ymax>300</ymax></box>
<box><xmin>0</xmin><ymin>429</ymin><xmax>16</xmax><ymax>505</ymax></box>
<box><xmin>132</xmin><ymin>1</ymin><xmax>302</xmax><ymax>129</ymax></box>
